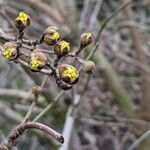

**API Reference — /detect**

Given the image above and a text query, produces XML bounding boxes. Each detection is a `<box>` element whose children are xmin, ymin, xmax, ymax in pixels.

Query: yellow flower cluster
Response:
<box><xmin>1</xmin><ymin>10</ymin><xmax>96</xmax><ymax>92</ymax></box>
<box><xmin>42</xmin><ymin>26</ymin><xmax>60</xmax><ymax>46</ymax></box>
<box><xmin>54</xmin><ymin>40</ymin><xmax>70</xmax><ymax>57</ymax></box>
<box><xmin>59</xmin><ymin>64</ymin><xmax>79</xmax><ymax>84</ymax></box>
<box><xmin>2</xmin><ymin>42</ymin><xmax>17</xmax><ymax>60</ymax></box>
<box><xmin>29</xmin><ymin>49</ymin><xmax>47</xmax><ymax>71</ymax></box>
<box><xmin>30</xmin><ymin>59</ymin><xmax>45</xmax><ymax>71</ymax></box>
<box><xmin>15</xmin><ymin>11</ymin><xmax>30</xmax><ymax>31</ymax></box>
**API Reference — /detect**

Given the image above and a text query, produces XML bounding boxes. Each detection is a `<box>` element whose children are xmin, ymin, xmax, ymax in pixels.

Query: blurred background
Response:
<box><xmin>0</xmin><ymin>0</ymin><xmax>150</xmax><ymax>150</ymax></box>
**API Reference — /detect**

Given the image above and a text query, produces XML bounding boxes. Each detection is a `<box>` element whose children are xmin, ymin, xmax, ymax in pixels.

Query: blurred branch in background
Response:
<box><xmin>23</xmin><ymin>0</ymin><xmax>64</xmax><ymax>24</ymax></box>
<box><xmin>0</xmin><ymin>102</ymin><xmax>23</xmax><ymax>122</ymax></box>
<box><xmin>119</xmin><ymin>0</ymin><xmax>150</xmax><ymax>121</ymax></box>
<box><xmin>119</xmin><ymin>0</ymin><xmax>150</xmax><ymax>149</ymax></box>
<box><xmin>0</xmin><ymin>88</ymin><xmax>31</xmax><ymax>100</ymax></box>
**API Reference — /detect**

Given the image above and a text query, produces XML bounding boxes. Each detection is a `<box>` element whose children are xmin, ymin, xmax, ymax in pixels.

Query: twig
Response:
<box><xmin>22</xmin><ymin>76</ymin><xmax>48</xmax><ymax>123</ymax></box>
<box><xmin>59</xmin><ymin>95</ymin><xmax>80</xmax><ymax>150</ymax></box>
<box><xmin>79</xmin><ymin>115</ymin><xmax>150</xmax><ymax>128</ymax></box>
<box><xmin>0</xmin><ymin>88</ymin><xmax>31</xmax><ymax>100</ymax></box>
<box><xmin>0</xmin><ymin>30</ymin><xmax>40</xmax><ymax>47</ymax></box>
<box><xmin>33</xmin><ymin>91</ymin><xmax>64</xmax><ymax>121</ymax></box>
<box><xmin>0</xmin><ymin>32</ymin><xmax>15</xmax><ymax>42</ymax></box>
<box><xmin>22</xmin><ymin>101</ymin><xmax>36</xmax><ymax>123</ymax></box>
<box><xmin>0</xmin><ymin>122</ymin><xmax>64</xmax><ymax>150</ymax></box>
<box><xmin>95</xmin><ymin>0</ymin><xmax>132</xmax><ymax>45</ymax></box>
<box><xmin>0</xmin><ymin>103</ymin><xmax>23</xmax><ymax>123</ymax></box>
<box><xmin>0</xmin><ymin>11</ymin><xmax>17</xmax><ymax>32</ymax></box>
<box><xmin>13</xmin><ymin>104</ymin><xmax>42</xmax><ymax>114</ymax></box>
<box><xmin>59</xmin><ymin>75</ymin><xmax>91</xmax><ymax>150</ymax></box>
<box><xmin>89</xmin><ymin>0</ymin><xmax>103</xmax><ymax>30</ymax></box>
<box><xmin>17</xmin><ymin>59</ymin><xmax>52</xmax><ymax>76</ymax></box>
<box><xmin>79</xmin><ymin>0</ymin><xmax>90</xmax><ymax>30</ymax></box>
<box><xmin>54</xmin><ymin>56</ymin><xmax>61</xmax><ymax>67</ymax></box>
<box><xmin>128</xmin><ymin>130</ymin><xmax>150</xmax><ymax>150</ymax></box>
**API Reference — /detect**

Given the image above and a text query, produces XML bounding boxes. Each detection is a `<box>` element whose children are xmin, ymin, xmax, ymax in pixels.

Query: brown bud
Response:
<box><xmin>83</xmin><ymin>60</ymin><xmax>95</xmax><ymax>74</ymax></box>
<box><xmin>32</xmin><ymin>85</ymin><xmax>41</xmax><ymax>98</ymax></box>
<box><xmin>80</xmin><ymin>32</ymin><xmax>94</xmax><ymax>48</ymax></box>
<box><xmin>41</xmin><ymin>26</ymin><xmax>60</xmax><ymax>46</ymax></box>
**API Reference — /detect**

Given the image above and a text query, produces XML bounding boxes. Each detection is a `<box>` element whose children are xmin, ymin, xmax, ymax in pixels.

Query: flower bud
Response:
<box><xmin>29</xmin><ymin>49</ymin><xmax>47</xmax><ymax>71</ymax></box>
<box><xmin>15</xmin><ymin>11</ymin><xmax>30</xmax><ymax>32</ymax></box>
<box><xmin>41</xmin><ymin>26</ymin><xmax>60</xmax><ymax>46</ymax></box>
<box><xmin>1</xmin><ymin>42</ymin><xmax>18</xmax><ymax>60</ymax></box>
<box><xmin>54</xmin><ymin>40</ymin><xmax>70</xmax><ymax>57</ymax></box>
<box><xmin>32</xmin><ymin>85</ymin><xmax>41</xmax><ymax>98</ymax></box>
<box><xmin>58</xmin><ymin>64</ymin><xmax>79</xmax><ymax>84</ymax></box>
<box><xmin>80</xmin><ymin>32</ymin><xmax>94</xmax><ymax>48</ymax></box>
<box><xmin>83</xmin><ymin>60</ymin><xmax>95</xmax><ymax>74</ymax></box>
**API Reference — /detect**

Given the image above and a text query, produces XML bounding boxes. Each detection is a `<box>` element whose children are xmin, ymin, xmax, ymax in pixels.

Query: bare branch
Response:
<box><xmin>0</xmin><ymin>122</ymin><xmax>64</xmax><ymax>150</ymax></box>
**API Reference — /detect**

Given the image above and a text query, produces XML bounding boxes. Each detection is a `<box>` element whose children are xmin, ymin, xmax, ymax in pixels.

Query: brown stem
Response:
<box><xmin>0</xmin><ymin>33</ymin><xmax>41</xmax><ymax>47</ymax></box>
<box><xmin>54</xmin><ymin>56</ymin><xmax>61</xmax><ymax>67</ymax></box>
<box><xmin>0</xmin><ymin>122</ymin><xmax>64</xmax><ymax>150</ymax></box>
<box><xmin>75</xmin><ymin>47</ymin><xmax>83</xmax><ymax>56</ymax></box>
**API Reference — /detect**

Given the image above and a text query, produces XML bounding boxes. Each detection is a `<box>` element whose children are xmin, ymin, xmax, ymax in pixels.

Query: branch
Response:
<box><xmin>59</xmin><ymin>95</ymin><xmax>81</xmax><ymax>150</ymax></box>
<box><xmin>95</xmin><ymin>0</ymin><xmax>132</xmax><ymax>44</ymax></box>
<box><xmin>0</xmin><ymin>122</ymin><xmax>64</xmax><ymax>150</ymax></box>
<box><xmin>33</xmin><ymin>91</ymin><xmax>64</xmax><ymax>121</ymax></box>
<box><xmin>0</xmin><ymin>88</ymin><xmax>31</xmax><ymax>100</ymax></box>
<box><xmin>128</xmin><ymin>130</ymin><xmax>150</xmax><ymax>150</ymax></box>
<box><xmin>0</xmin><ymin>103</ymin><xmax>23</xmax><ymax>122</ymax></box>
<box><xmin>17</xmin><ymin>59</ymin><xmax>52</xmax><ymax>76</ymax></box>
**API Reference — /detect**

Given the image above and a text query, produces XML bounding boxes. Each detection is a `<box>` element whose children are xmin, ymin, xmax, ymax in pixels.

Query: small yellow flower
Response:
<box><xmin>15</xmin><ymin>11</ymin><xmax>30</xmax><ymax>32</ymax></box>
<box><xmin>41</xmin><ymin>26</ymin><xmax>60</xmax><ymax>46</ymax></box>
<box><xmin>54</xmin><ymin>40</ymin><xmax>70</xmax><ymax>57</ymax></box>
<box><xmin>59</xmin><ymin>64</ymin><xmax>79</xmax><ymax>84</ymax></box>
<box><xmin>80</xmin><ymin>32</ymin><xmax>94</xmax><ymax>48</ymax></box>
<box><xmin>29</xmin><ymin>49</ymin><xmax>47</xmax><ymax>71</ymax></box>
<box><xmin>1</xmin><ymin>42</ymin><xmax>18</xmax><ymax>60</ymax></box>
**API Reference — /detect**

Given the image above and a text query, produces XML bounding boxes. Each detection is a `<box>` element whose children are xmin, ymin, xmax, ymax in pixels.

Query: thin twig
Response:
<box><xmin>79</xmin><ymin>0</ymin><xmax>90</xmax><ymax>30</ymax></box>
<box><xmin>128</xmin><ymin>130</ymin><xmax>150</xmax><ymax>150</ymax></box>
<box><xmin>89</xmin><ymin>0</ymin><xmax>103</xmax><ymax>30</ymax></box>
<box><xmin>22</xmin><ymin>76</ymin><xmax>48</xmax><ymax>123</ymax></box>
<box><xmin>22</xmin><ymin>101</ymin><xmax>36</xmax><ymax>123</ymax></box>
<box><xmin>95</xmin><ymin>0</ymin><xmax>132</xmax><ymax>45</ymax></box>
<box><xmin>59</xmin><ymin>95</ymin><xmax>80</xmax><ymax>150</ymax></box>
<box><xmin>0</xmin><ymin>89</ymin><xmax>31</xmax><ymax>100</ymax></box>
<box><xmin>33</xmin><ymin>91</ymin><xmax>64</xmax><ymax>121</ymax></box>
